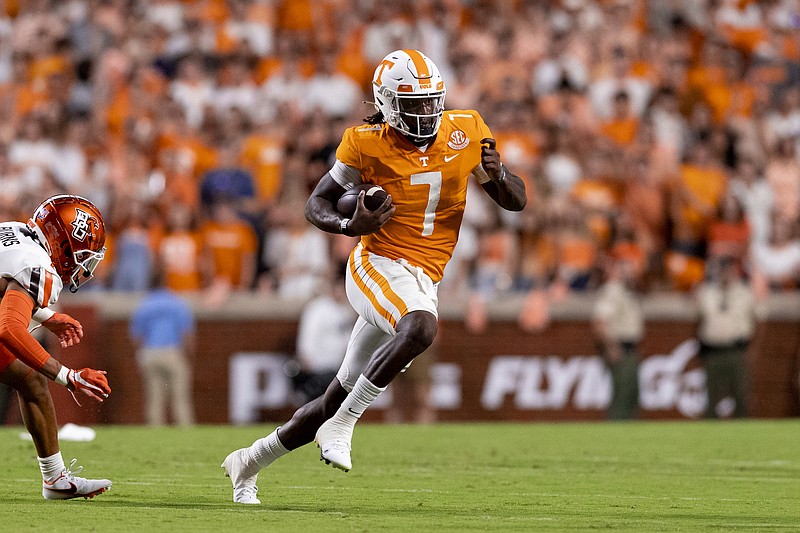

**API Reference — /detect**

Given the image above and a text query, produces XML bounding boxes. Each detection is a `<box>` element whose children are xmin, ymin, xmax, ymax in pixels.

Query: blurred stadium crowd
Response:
<box><xmin>1</xmin><ymin>0</ymin><xmax>799</xmax><ymax>312</ymax></box>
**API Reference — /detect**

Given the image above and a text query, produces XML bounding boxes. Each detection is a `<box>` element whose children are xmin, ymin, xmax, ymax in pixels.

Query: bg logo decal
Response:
<box><xmin>71</xmin><ymin>209</ymin><xmax>91</xmax><ymax>242</ymax></box>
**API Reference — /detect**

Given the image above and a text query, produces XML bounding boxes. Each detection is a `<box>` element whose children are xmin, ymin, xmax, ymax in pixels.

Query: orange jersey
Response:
<box><xmin>677</xmin><ymin>164</ymin><xmax>727</xmax><ymax>232</ymax></box>
<box><xmin>240</xmin><ymin>134</ymin><xmax>285</xmax><ymax>203</ymax></box>
<box><xmin>334</xmin><ymin>110</ymin><xmax>492</xmax><ymax>282</ymax></box>
<box><xmin>200</xmin><ymin>220</ymin><xmax>257</xmax><ymax>288</ymax></box>
<box><xmin>160</xmin><ymin>231</ymin><xmax>203</xmax><ymax>291</ymax></box>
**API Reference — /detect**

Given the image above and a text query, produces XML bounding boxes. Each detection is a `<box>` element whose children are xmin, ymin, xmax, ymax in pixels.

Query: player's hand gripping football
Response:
<box><xmin>41</xmin><ymin>312</ymin><xmax>84</xmax><ymax>348</ymax></box>
<box><xmin>348</xmin><ymin>190</ymin><xmax>395</xmax><ymax>236</ymax></box>
<box><xmin>480</xmin><ymin>138</ymin><xmax>506</xmax><ymax>182</ymax></box>
<box><xmin>67</xmin><ymin>368</ymin><xmax>111</xmax><ymax>404</ymax></box>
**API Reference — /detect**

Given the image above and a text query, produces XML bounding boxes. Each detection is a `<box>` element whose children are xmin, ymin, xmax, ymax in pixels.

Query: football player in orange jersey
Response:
<box><xmin>223</xmin><ymin>50</ymin><xmax>526</xmax><ymax>504</ymax></box>
<box><xmin>0</xmin><ymin>195</ymin><xmax>113</xmax><ymax>499</ymax></box>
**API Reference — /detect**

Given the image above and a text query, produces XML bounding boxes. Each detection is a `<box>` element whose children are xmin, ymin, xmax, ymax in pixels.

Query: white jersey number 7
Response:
<box><xmin>410</xmin><ymin>171</ymin><xmax>442</xmax><ymax>237</ymax></box>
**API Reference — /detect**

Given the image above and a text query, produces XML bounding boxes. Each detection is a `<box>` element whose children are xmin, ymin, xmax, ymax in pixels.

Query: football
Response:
<box><xmin>337</xmin><ymin>184</ymin><xmax>389</xmax><ymax>217</ymax></box>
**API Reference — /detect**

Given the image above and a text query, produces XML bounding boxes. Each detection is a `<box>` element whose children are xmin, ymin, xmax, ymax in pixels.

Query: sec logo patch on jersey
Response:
<box><xmin>447</xmin><ymin>130</ymin><xmax>469</xmax><ymax>150</ymax></box>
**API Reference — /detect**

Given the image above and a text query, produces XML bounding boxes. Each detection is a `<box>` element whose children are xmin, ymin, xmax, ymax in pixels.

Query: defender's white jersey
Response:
<box><xmin>0</xmin><ymin>222</ymin><xmax>63</xmax><ymax>308</ymax></box>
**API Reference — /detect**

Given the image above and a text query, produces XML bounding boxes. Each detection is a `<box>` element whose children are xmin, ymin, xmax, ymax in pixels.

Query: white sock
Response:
<box><xmin>38</xmin><ymin>452</ymin><xmax>65</xmax><ymax>482</ymax></box>
<box><xmin>334</xmin><ymin>374</ymin><xmax>386</xmax><ymax>426</ymax></box>
<box><xmin>247</xmin><ymin>429</ymin><xmax>289</xmax><ymax>471</ymax></box>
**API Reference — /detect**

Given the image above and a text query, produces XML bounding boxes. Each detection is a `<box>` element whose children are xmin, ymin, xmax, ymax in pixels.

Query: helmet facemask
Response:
<box><xmin>68</xmin><ymin>247</ymin><xmax>106</xmax><ymax>293</ymax></box>
<box><xmin>390</xmin><ymin>91</ymin><xmax>446</xmax><ymax>141</ymax></box>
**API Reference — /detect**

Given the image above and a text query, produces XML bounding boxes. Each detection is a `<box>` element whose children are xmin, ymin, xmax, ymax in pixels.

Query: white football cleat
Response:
<box><xmin>314</xmin><ymin>420</ymin><xmax>353</xmax><ymax>472</ymax></box>
<box><xmin>42</xmin><ymin>459</ymin><xmax>111</xmax><ymax>500</ymax></box>
<box><xmin>221</xmin><ymin>448</ymin><xmax>261</xmax><ymax>504</ymax></box>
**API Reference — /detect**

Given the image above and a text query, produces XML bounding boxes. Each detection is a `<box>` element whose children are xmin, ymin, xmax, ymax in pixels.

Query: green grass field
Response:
<box><xmin>0</xmin><ymin>421</ymin><xmax>798</xmax><ymax>532</ymax></box>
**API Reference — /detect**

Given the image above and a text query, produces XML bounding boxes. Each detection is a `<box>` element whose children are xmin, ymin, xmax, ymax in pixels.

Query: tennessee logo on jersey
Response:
<box><xmin>334</xmin><ymin>110</ymin><xmax>492</xmax><ymax>282</ymax></box>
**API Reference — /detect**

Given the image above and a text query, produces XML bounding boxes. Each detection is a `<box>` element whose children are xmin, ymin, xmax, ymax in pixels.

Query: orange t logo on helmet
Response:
<box><xmin>374</xmin><ymin>59</ymin><xmax>395</xmax><ymax>86</ymax></box>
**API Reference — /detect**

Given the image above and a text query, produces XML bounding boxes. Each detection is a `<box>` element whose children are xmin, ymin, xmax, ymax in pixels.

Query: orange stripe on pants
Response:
<box><xmin>359</xmin><ymin>247</ymin><xmax>409</xmax><ymax>320</ymax></box>
<box><xmin>349</xmin><ymin>248</ymin><xmax>397</xmax><ymax>329</ymax></box>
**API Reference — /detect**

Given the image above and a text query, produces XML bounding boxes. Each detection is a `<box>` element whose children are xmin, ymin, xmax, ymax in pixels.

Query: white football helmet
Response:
<box><xmin>372</xmin><ymin>49</ymin><xmax>446</xmax><ymax>141</ymax></box>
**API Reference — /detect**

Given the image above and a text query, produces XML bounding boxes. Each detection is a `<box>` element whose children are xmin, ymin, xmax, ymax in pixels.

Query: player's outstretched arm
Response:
<box><xmin>306</xmin><ymin>172</ymin><xmax>394</xmax><ymax>236</ymax></box>
<box><xmin>478</xmin><ymin>138</ymin><xmax>527</xmax><ymax>212</ymax></box>
<box><xmin>0</xmin><ymin>282</ymin><xmax>110</xmax><ymax>402</ymax></box>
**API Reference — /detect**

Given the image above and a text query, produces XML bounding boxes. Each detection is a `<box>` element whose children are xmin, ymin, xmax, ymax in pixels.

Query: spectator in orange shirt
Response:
<box><xmin>160</xmin><ymin>204</ymin><xmax>203</xmax><ymax>292</ymax></box>
<box><xmin>277</xmin><ymin>0</ymin><xmax>314</xmax><ymax>35</ymax></box>
<box><xmin>688</xmin><ymin>39</ymin><xmax>727</xmax><ymax>94</ymax></box>
<box><xmin>666</xmin><ymin>141</ymin><xmax>728</xmax><ymax>291</ymax></box>
<box><xmin>664</xmin><ymin>247</ymin><xmax>707</xmax><ymax>292</ymax></box>
<box><xmin>672</xmin><ymin>141</ymin><xmax>728</xmax><ymax>243</ymax></box>
<box><xmin>610</xmin><ymin>213</ymin><xmax>647</xmax><ymax>284</ymax></box>
<box><xmin>703</xmin><ymin>50</ymin><xmax>758</xmax><ymax>124</ymax></box>
<box><xmin>600</xmin><ymin>91</ymin><xmax>639</xmax><ymax>147</ymax></box>
<box><xmin>155</xmin><ymin>147</ymin><xmax>201</xmax><ymax>211</ymax></box>
<box><xmin>200</xmin><ymin>200</ymin><xmax>257</xmax><ymax>291</ymax></box>
<box><xmin>707</xmin><ymin>192</ymin><xmax>750</xmax><ymax>262</ymax></box>
<box><xmin>239</xmin><ymin>120</ymin><xmax>286</xmax><ymax>207</ymax></box>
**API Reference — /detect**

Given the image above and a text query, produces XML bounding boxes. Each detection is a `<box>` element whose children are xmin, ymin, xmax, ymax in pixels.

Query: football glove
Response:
<box><xmin>42</xmin><ymin>312</ymin><xmax>84</xmax><ymax>348</ymax></box>
<box><xmin>67</xmin><ymin>368</ymin><xmax>111</xmax><ymax>405</ymax></box>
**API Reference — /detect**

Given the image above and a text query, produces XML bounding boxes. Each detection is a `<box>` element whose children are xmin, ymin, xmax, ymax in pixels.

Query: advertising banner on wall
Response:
<box><xmin>86</xmin><ymin>310</ymin><xmax>799</xmax><ymax>424</ymax></box>
<box><xmin>226</xmin><ymin>339</ymin><xmax>711</xmax><ymax>424</ymax></box>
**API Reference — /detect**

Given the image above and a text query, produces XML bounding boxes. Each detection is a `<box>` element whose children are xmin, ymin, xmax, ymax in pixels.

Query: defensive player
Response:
<box><xmin>0</xmin><ymin>195</ymin><xmax>112</xmax><ymax>500</ymax></box>
<box><xmin>223</xmin><ymin>49</ymin><xmax>526</xmax><ymax>504</ymax></box>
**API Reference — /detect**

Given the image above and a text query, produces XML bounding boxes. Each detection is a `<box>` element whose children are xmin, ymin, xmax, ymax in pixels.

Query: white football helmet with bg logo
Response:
<box><xmin>372</xmin><ymin>49</ymin><xmax>446</xmax><ymax>141</ymax></box>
